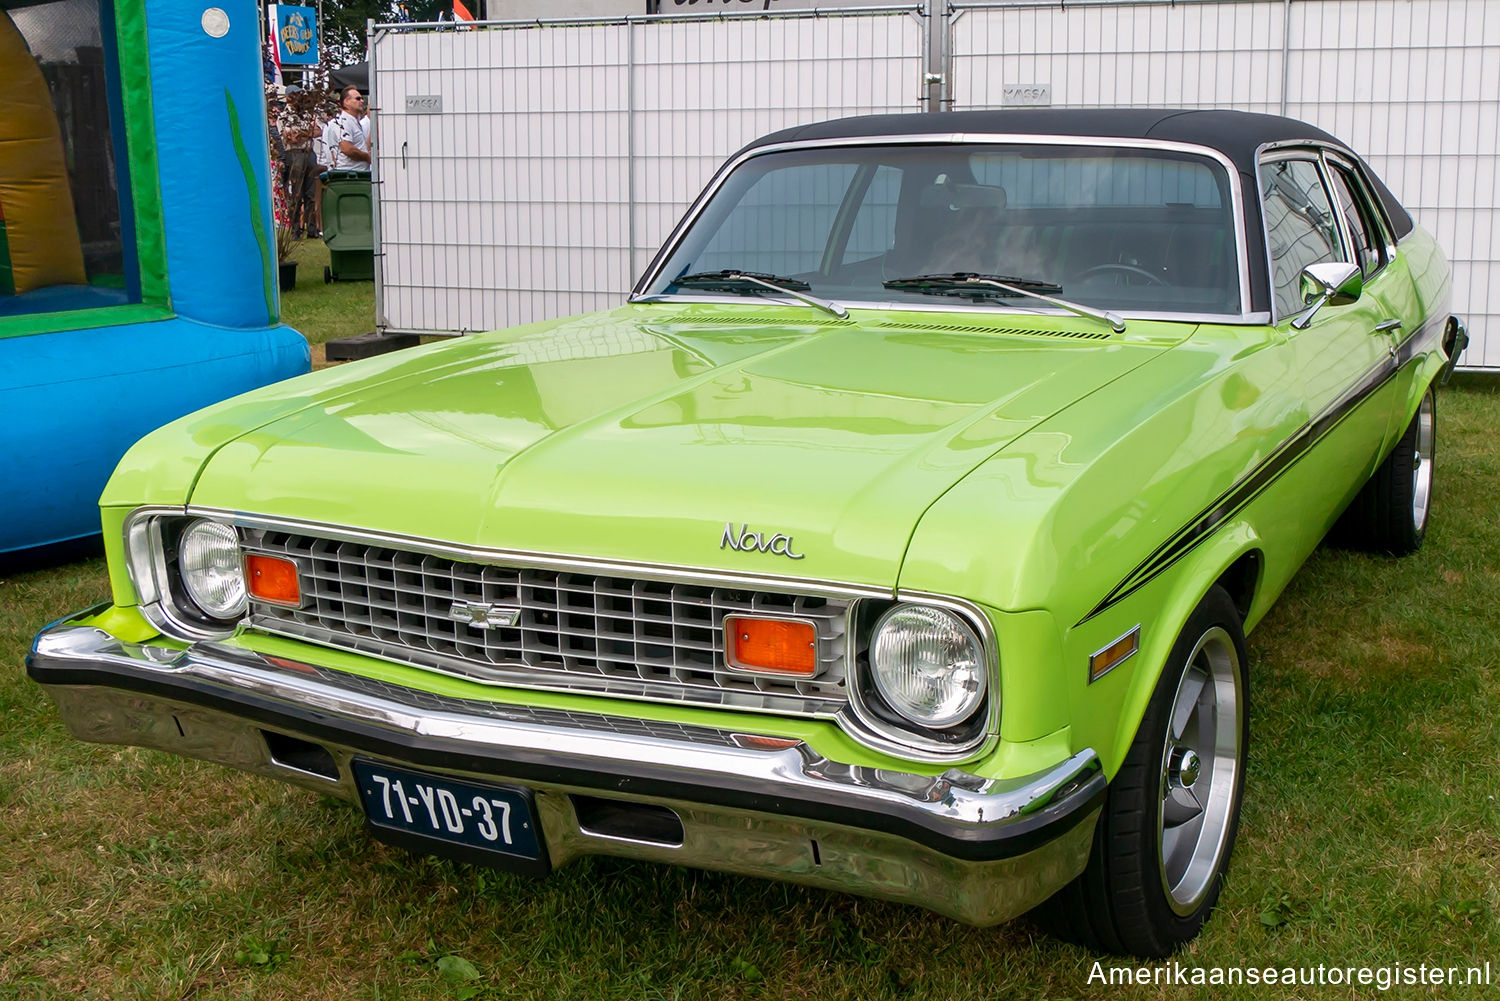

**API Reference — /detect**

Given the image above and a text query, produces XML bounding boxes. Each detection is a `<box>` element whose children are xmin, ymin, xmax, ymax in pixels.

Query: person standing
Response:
<box><xmin>332</xmin><ymin>86</ymin><xmax>370</xmax><ymax>172</ymax></box>
<box><xmin>278</xmin><ymin>85</ymin><xmax>321</xmax><ymax>237</ymax></box>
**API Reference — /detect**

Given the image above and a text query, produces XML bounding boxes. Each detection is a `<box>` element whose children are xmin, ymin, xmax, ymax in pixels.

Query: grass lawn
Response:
<box><xmin>2</xmin><ymin>270</ymin><xmax>1498</xmax><ymax>999</ymax></box>
<box><xmin>280</xmin><ymin>238</ymin><xmax>381</xmax><ymax>362</ymax></box>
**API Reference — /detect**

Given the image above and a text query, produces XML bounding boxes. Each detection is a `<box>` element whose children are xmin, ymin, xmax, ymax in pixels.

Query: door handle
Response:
<box><xmin>1374</xmin><ymin>317</ymin><xmax>1402</xmax><ymax>359</ymax></box>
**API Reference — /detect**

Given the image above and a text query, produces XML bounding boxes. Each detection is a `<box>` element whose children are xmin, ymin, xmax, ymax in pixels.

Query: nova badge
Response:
<box><xmin>720</xmin><ymin>522</ymin><xmax>805</xmax><ymax>560</ymax></box>
<box><xmin>448</xmin><ymin>600</ymin><xmax>522</xmax><ymax>630</ymax></box>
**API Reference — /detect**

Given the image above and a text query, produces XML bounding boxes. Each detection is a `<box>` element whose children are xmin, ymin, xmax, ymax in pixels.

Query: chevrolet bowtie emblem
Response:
<box><xmin>448</xmin><ymin>600</ymin><xmax>522</xmax><ymax>630</ymax></box>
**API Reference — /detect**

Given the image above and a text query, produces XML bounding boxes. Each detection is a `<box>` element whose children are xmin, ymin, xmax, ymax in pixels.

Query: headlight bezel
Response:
<box><xmin>124</xmin><ymin>509</ymin><xmax>248</xmax><ymax>639</ymax></box>
<box><xmin>845</xmin><ymin>594</ymin><xmax>1000</xmax><ymax>759</ymax></box>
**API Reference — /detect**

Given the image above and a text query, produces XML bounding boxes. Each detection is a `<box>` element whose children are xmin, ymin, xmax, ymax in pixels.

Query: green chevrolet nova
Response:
<box><xmin>29</xmin><ymin>110</ymin><xmax>1466</xmax><ymax>956</ymax></box>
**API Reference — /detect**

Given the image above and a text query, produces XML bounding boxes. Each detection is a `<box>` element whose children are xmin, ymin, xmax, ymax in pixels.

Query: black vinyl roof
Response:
<box><xmin>746</xmin><ymin>109</ymin><xmax>1332</xmax><ymax>173</ymax></box>
<box><xmin>737</xmin><ymin>109</ymin><xmax>1413</xmax><ymax>315</ymax></box>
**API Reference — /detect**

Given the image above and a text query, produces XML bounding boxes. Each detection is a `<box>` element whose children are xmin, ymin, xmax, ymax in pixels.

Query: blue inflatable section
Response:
<box><xmin>7</xmin><ymin>318</ymin><xmax>308</xmax><ymax>551</ymax></box>
<box><xmin>2</xmin><ymin>0</ymin><xmax>311</xmax><ymax>554</ymax></box>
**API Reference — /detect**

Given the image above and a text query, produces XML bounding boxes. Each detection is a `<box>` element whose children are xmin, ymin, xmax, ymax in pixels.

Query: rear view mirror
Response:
<box><xmin>1292</xmin><ymin>262</ymin><xmax>1362</xmax><ymax>329</ymax></box>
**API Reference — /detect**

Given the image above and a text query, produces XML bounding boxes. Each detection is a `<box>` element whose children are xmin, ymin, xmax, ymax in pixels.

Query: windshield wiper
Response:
<box><xmin>883</xmin><ymin>272</ymin><xmax>1126</xmax><ymax>333</ymax></box>
<box><xmin>641</xmin><ymin>270</ymin><xmax>848</xmax><ymax>319</ymax></box>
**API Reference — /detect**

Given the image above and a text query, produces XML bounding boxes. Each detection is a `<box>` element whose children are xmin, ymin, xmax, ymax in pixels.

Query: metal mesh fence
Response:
<box><xmin>373</xmin><ymin>1</ymin><xmax>1497</xmax><ymax>367</ymax></box>
<box><xmin>372</xmin><ymin>9</ymin><xmax>925</xmax><ymax>335</ymax></box>
<box><xmin>949</xmin><ymin>0</ymin><xmax>1500</xmax><ymax>368</ymax></box>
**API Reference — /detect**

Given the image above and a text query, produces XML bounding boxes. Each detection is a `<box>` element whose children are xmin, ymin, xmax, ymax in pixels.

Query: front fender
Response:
<box><xmin>1073</xmin><ymin>522</ymin><xmax>1263</xmax><ymax>778</ymax></box>
<box><xmin>899</xmin><ymin>322</ymin><xmax>1302</xmax><ymax>777</ymax></box>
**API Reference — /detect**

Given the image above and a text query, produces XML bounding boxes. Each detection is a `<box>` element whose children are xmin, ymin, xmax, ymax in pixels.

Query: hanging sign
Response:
<box><xmin>1001</xmin><ymin>84</ymin><xmax>1052</xmax><ymax>107</ymax></box>
<box><xmin>272</xmin><ymin>4</ymin><xmax>320</xmax><ymax>66</ymax></box>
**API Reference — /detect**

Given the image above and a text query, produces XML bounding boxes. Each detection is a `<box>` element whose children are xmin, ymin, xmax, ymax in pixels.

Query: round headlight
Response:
<box><xmin>869</xmin><ymin>604</ymin><xmax>987</xmax><ymax>728</ymax></box>
<box><xmin>178</xmin><ymin>519</ymin><xmax>247</xmax><ymax>619</ymax></box>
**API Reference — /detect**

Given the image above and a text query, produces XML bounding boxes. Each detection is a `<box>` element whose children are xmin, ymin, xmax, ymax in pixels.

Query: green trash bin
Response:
<box><xmin>320</xmin><ymin>169</ymin><xmax>374</xmax><ymax>283</ymax></box>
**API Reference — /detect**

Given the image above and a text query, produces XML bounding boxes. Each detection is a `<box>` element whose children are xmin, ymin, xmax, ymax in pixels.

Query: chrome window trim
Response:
<box><xmin>632</xmin><ymin>132</ymin><xmax>1255</xmax><ymax>322</ymax></box>
<box><xmin>1259</xmin><ymin>137</ymin><xmax>1403</xmax><ymax>250</ymax></box>
<box><xmin>1255</xmin><ymin>138</ymin><xmax>1407</xmax><ymax>324</ymax></box>
<box><xmin>631</xmin><ymin>295</ymin><xmax>1272</xmax><ymax>328</ymax></box>
<box><xmin>127</xmin><ymin>507</ymin><xmax>1002</xmax><ymax>764</ymax></box>
<box><xmin>1312</xmin><ymin>153</ymin><xmax>1360</xmax><ymax>280</ymax></box>
<box><xmin>1321</xmin><ymin>148</ymin><xmax>1399</xmax><ymax>280</ymax></box>
<box><xmin>1255</xmin><ymin>145</ymin><xmax>1349</xmax><ymax>326</ymax></box>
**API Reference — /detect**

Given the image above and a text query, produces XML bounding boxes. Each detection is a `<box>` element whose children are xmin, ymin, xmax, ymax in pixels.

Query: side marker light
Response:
<box><xmin>1089</xmin><ymin>626</ymin><xmax>1141</xmax><ymax>683</ymax></box>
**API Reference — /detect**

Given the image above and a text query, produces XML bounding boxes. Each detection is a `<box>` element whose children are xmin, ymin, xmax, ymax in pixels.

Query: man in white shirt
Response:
<box><xmin>318</xmin><ymin>116</ymin><xmax>338</xmax><ymax>169</ymax></box>
<box><xmin>332</xmin><ymin>86</ymin><xmax>370</xmax><ymax>172</ymax></box>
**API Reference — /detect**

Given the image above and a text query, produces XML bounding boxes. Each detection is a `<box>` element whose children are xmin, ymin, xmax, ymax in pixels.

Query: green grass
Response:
<box><xmin>280</xmin><ymin>238</ymin><xmax>378</xmax><ymax>347</ymax></box>
<box><xmin>4</xmin><ymin>382</ymin><xmax>1500</xmax><ymax>999</ymax></box>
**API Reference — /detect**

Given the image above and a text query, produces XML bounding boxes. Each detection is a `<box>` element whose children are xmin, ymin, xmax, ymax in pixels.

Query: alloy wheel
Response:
<box><xmin>1157</xmin><ymin>625</ymin><xmax>1243</xmax><ymax>916</ymax></box>
<box><xmin>1412</xmin><ymin>391</ymin><xmax>1435</xmax><ymax>533</ymax></box>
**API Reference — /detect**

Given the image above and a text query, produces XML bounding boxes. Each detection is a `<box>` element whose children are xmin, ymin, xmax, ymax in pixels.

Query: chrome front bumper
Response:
<box><xmin>29</xmin><ymin>609</ymin><xmax>1105</xmax><ymax>925</ymax></box>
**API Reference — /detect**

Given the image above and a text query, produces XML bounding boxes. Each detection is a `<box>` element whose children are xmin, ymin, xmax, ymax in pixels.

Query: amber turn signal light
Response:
<box><xmin>245</xmin><ymin>554</ymin><xmax>302</xmax><ymax>607</ymax></box>
<box><xmin>725</xmin><ymin>616</ymin><xmax>818</xmax><ymax>677</ymax></box>
<box><xmin>1089</xmin><ymin>625</ymin><xmax>1140</xmax><ymax>683</ymax></box>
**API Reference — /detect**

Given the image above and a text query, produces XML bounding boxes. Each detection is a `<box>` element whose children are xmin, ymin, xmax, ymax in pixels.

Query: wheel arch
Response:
<box><xmin>1089</xmin><ymin>525</ymin><xmax>1260</xmax><ymax>779</ymax></box>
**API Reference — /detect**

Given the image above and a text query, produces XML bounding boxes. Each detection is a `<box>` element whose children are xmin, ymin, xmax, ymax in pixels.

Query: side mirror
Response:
<box><xmin>1292</xmin><ymin>262</ymin><xmax>1362</xmax><ymax>329</ymax></box>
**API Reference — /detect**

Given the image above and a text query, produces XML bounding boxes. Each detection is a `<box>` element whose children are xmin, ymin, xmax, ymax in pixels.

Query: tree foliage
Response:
<box><xmin>318</xmin><ymin>1</ymin><xmax>451</xmax><ymax>66</ymax></box>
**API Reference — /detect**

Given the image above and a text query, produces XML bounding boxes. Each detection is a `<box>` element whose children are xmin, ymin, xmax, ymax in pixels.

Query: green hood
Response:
<box><xmin>187</xmin><ymin>304</ymin><xmax>1186</xmax><ymax>587</ymax></box>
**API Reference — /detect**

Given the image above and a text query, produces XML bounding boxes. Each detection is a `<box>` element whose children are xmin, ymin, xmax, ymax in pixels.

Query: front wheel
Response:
<box><xmin>1038</xmin><ymin>586</ymin><xmax>1248</xmax><ymax>956</ymax></box>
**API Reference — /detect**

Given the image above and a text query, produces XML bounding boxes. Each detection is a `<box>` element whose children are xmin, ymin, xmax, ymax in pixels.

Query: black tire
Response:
<box><xmin>324</xmin><ymin>266</ymin><xmax>333</xmax><ymax>284</ymax></box>
<box><xmin>1037</xmin><ymin>586</ymin><xmax>1248</xmax><ymax>957</ymax></box>
<box><xmin>1333</xmin><ymin>387</ymin><xmax>1435</xmax><ymax>555</ymax></box>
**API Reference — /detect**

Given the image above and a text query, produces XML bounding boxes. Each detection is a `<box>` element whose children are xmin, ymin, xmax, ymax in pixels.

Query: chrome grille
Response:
<box><xmin>241</xmin><ymin>529</ymin><xmax>851</xmax><ymax>715</ymax></box>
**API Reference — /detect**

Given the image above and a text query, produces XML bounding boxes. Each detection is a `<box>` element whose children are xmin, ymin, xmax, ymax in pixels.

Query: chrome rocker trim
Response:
<box><xmin>29</xmin><ymin>608</ymin><xmax>1104</xmax><ymax>925</ymax></box>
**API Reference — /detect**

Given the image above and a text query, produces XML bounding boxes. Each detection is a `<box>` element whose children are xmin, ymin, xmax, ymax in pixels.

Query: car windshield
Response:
<box><xmin>644</xmin><ymin>143</ymin><xmax>1242</xmax><ymax>316</ymax></box>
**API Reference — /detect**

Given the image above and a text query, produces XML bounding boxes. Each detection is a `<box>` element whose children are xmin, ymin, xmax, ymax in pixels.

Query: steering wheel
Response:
<box><xmin>1078</xmin><ymin>263</ymin><xmax>1172</xmax><ymax>287</ymax></box>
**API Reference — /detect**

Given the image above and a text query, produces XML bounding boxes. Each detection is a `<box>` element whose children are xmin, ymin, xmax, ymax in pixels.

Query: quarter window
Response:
<box><xmin>1327</xmin><ymin>164</ymin><xmax>1386</xmax><ymax>278</ymax></box>
<box><xmin>1261</xmin><ymin>158</ymin><xmax>1342</xmax><ymax>320</ymax></box>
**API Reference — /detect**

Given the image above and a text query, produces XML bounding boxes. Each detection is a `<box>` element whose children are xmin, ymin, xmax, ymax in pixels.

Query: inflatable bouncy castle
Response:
<box><xmin>1</xmin><ymin>0</ymin><xmax>309</xmax><ymax>555</ymax></box>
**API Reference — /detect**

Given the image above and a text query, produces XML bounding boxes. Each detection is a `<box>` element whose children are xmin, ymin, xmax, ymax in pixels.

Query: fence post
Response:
<box><xmin>1280</xmin><ymin>0</ymin><xmax>1292</xmax><ymax>117</ymax></box>
<box><xmin>368</xmin><ymin>17</ymin><xmax>384</xmax><ymax>332</ymax></box>
<box><xmin>920</xmin><ymin>1</ymin><xmax>937</xmax><ymax>110</ymax></box>
<box><xmin>626</xmin><ymin>19</ymin><xmax>637</xmax><ymax>285</ymax></box>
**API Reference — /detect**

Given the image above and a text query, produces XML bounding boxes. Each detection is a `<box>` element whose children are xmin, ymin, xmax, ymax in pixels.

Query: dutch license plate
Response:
<box><xmin>352</xmin><ymin>760</ymin><xmax>542</xmax><ymax>862</ymax></box>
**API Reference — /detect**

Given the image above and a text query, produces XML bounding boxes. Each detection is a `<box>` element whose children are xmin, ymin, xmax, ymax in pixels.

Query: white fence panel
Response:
<box><xmin>375</xmin><ymin>24</ymin><xmax>633</xmax><ymax>333</ymax></box>
<box><xmin>631</xmin><ymin>13</ymin><xmax>925</xmax><ymax>274</ymax></box>
<box><xmin>949</xmin><ymin>0</ymin><xmax>1498</xmax><ymax>368</ymax></box>
<box><xmin>375</xmin><ymin>2</ymin><xmax>1498</xmax><ymax>368</ymax></box>
<box><xmin>373</xmin><ymin>10</ymin><xmax>925</xmax><ymax>335</ymax></box>
<box><xmin>949</xmin><ymin>2</ymin><xmax>1286</xmax><ymax>114</ymax></box>
<box><xmin>1282</xmin><ymin>0</ymin><xmax>1500</xmax><ymax>368</ymax></box>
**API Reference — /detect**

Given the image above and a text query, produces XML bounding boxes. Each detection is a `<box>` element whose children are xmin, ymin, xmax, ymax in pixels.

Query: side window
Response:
<box><xmin>841</xmin><ymin>165</ymin><xmax>901</xmax><ymax>266</ymax></box>
<box><xmin>1326</xmin><ymin>164</ymin><xmax>1387</xmax><ymax>279</ymax></box>
<box><xmin>1261</xmin><ymin>158</ymin><xmax>1344</xmax><ymax>320</ymax></box>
